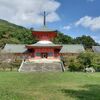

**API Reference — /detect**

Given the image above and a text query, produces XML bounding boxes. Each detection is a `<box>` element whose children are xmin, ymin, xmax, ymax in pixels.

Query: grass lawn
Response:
<box><xmin>0</xmin><ymin>72</ymin><xmax>100</xmax><ymax>100</ymax></box>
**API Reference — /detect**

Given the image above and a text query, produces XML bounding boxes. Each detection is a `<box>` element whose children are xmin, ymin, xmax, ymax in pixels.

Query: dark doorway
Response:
<box><xmin>41</xmin><ymin>53</ymin><xmax>48</xmax><ymax>58</ymax></box>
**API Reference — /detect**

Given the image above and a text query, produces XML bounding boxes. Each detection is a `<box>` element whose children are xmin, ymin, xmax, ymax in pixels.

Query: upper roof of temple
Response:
<box><xmin>33</xmin><ymin>26</ymin><xmax>57</xmax><ymax>32</ymax></box>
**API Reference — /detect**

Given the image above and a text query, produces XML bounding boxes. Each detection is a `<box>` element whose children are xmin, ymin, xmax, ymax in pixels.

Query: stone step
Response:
<box><xmin>19</xmin><ymin>61</ymin><xmax>64</xmax><ymax>72</ymax></box>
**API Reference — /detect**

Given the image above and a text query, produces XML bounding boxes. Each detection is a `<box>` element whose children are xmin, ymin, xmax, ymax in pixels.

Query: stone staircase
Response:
<box><xmin>19</xmin><ymin>61</ymin><xmax>64</xmax><ymax>72</ymax></box>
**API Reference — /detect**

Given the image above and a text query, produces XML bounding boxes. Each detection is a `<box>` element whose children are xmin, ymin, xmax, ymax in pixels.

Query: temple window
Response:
<box><xmin>36</xmin><ymin>52</ymin><xmax>41</xmax><ymax>56</ymax></box>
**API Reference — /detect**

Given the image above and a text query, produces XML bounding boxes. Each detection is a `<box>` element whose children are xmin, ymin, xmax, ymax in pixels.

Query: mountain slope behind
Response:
<box><xmin>0</xmin><ymin>19</ymin><xmax>36</xmax><ymax>47</ymax></box>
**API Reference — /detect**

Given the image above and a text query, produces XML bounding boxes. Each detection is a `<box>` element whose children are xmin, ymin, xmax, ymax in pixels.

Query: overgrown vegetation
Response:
<box><xmin>0</xmin><ymin>19</ymin><xmax>37</xmax><ymax>47</ymax></box>
<box><xmin>0</xmin><ymin>52</ymin><xmax>21</xmax><ymax>71</ymax></box>
<box><xmin>63</xmin><ymin>51</ymin><xmax>100</xmax><ymax>71</ymax></box>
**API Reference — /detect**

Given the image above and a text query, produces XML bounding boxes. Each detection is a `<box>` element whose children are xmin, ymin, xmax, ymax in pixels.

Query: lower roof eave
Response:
<box><xmin>26</xmin><ymin>46</ymin><xmax>62</xmax><ymax>49</ymax></box>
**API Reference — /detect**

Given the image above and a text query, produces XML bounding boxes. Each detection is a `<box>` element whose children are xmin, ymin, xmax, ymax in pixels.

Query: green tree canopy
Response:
<box><xmin>0</xmin><ymin>19</ymin><xmax>37</xmax><ymax>47</ymax></box>
<box><xmin>74</xmin><ymin>35</ymin><xmax>98</xmax><ymax>48</ymax></box>
<box><xmin>53</xmin><ymin>32</ymin><xmax>73</xmax><ymax>44</ymax></box>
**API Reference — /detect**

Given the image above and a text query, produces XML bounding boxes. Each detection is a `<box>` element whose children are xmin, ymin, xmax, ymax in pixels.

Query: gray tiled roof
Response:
<box><xmin>2</xmin><ymin>44</ymin><xmax>27</xmax><ymax>53</ymax></box>
<box><xmin>60</xmin><ymin>44</ymin><xmax>85</xmax><ymax>53</ymax></box>
<box><xmin>27</xmin><ymin>43</ymin><xmax>61</xmax><ymax>47</ymax></box>
<box><xmin>92</xmin><ymin>46</ymin><xmax>100</xmax><ymax>53</ymax></box>
<box><xmin>2</xmin><ymin>44</ymin><xmax>85</xmax><ymax>54</ymax></box>
<box><xmin>34</xmin><ymin>26</ymin><xmax>56</xmax><ymax>32</ymax></box>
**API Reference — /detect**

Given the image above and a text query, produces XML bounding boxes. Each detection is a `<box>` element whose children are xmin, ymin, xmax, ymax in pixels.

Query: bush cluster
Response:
<box><xmin>0</xmin><ymin>52</ymin><xmax>22</xmax><ymax>71</ymax></box>
<box><xmin>0</xmin><ymin>60</ymin><xmax>21</xmax><ymax>71</ymax></box>
<box><xmin>63</xmin><ymin>51</ymin><xmax>100</xmax><ymax>72</ymax></box>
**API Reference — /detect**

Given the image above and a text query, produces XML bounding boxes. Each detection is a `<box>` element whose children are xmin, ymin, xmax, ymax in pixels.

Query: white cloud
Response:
<box><xmin>0</xmin><ymin>0</ymin><xmax>60</xmax><ymax>25</ymax></box>
<box><xmin>75</xmin><ymin>16</ymin><xmax>100</xmax><ymax>31</ymax></box>
<box><xmin>63</xmin><ymin>25</ymin><xmax>71</xmax><ymax>30</ymax></box>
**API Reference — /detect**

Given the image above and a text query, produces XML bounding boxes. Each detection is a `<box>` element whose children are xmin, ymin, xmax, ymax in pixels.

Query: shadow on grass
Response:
<box><xmin>61</xmin><ymin>84</ymin><xmax>100</xmax><ymax>100</ymax></box>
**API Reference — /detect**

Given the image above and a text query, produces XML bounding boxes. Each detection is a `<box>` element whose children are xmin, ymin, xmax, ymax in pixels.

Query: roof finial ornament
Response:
<box><xmin>44</xmin><ymin>11</ymin><xmax>46</xmax><ymax>27</ymax></box>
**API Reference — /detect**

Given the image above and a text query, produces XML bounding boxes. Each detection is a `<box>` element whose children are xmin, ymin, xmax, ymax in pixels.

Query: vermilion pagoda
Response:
<box><xmin>26</xmin><ymin>28</ymin><xmax>61</xmax><ymax>60</ymax></box>
<box><xmin>25</xmin><ymin>12</ymin><xmax>62</xmax><ymax>60</ymax></box>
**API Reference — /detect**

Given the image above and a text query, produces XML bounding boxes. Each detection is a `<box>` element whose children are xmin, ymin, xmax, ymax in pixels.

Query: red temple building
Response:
<box><xmin>26</xmin><ymin>27</ymin><xmax>62</xmax><ymax>60</ymax></box>
<box><xmin>3</xmin><ymin>12</ymin><xmax>85</xmax><ymax>72</ymax></box>
<box><xmin>26</xmin><ymin>12</ymin><xmax>62</xmax><ymax>60</ymax></box>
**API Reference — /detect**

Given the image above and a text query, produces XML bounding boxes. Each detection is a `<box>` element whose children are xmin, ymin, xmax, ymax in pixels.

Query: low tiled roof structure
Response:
<box><xmin>60</xmin><ymin>44</ymin><xmax>85</xmax><ymax>54</ymax></box>
<box><xmin>2</xmin><ymin>44</ymin><xmax>27</xmax><ymax>53</ymax></box>
<box><xmin>2</xmin><ymin>44</ymin><xmax>85</xmax><ymax>54</ymax></box>
<box><xmin>92</xmin><ymin>46</ymin><xmax>100</xmax><ymax>53</ymax></box>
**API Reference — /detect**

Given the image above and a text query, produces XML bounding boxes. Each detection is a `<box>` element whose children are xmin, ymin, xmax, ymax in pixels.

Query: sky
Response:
<box><xmin>0</xmin><ymin>0</ymin><xmax>100</xmax><ymax>44</ymax></box>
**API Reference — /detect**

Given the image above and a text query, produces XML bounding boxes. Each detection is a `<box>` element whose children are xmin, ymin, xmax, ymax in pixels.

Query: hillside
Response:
<box><xmin>0</xmin><ymin>19</ymin><xmax>36</xmax><ymax>47</ymax></box>
<box><xmin>0</xmin><ymin>19</ymin><xmax>98</xmax><ymax>48</ymax></box>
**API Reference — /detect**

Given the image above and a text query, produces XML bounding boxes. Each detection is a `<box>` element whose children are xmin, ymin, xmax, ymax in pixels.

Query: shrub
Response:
<box><xmin>62</xmin><ymin>51</ymin><xmax>100</xmax><ymax>72</ymax></box>
<box><xmin>10</xmin><ymin>59</ymin><xmax>22</xmax><ymax>71</ymax></box>
<box><xmin>67</xmin><ymin>56</ymin><xmax>81</xmax><ymax>71</ymax></box>
<box><xmin>92</xmin><ymin>53</ymin><xmax>100</xmax><ymax>71</ymax></box>
<box><xmin>77</xmin><ymin>51</ymin><xmax>94</xmax><ymax>68</ymax></box>
<box><xmin>0</xmin><ymin>51</ymin><xmax>22</xmax><ymax>71</ymax></box>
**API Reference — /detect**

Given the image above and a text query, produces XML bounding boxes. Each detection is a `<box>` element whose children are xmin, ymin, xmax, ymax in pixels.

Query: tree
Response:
<box><xmin>74</xmin><ymin>35</ymin><xmax>97</xmax><ymax>48</ymax></box>
<box><xmin>92</xmin><ymin>53</ymin><xmax>100</xmax><ymax>71</ymax></box>
<box><xmin>67</xmin><ymin>56</ymin><xmax>81</xmax><ymax>71</ymax></box>
<box><xmin>0</xmin><ymin>19</ymin><xmax>37</xmax><ymax>47</ymax></box>
<box><xmin>53</xmin><ymin>32</ymin><xmax>73</xmax><ymax>44</ymax></box>
<box><xmin>77</xmin><ymin>51</ymin><xmax>95</xmax><ymax>68</ymax></box>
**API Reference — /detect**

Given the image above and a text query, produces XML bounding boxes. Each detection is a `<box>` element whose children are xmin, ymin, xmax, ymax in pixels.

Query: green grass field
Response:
<box><xmin>0</xmin><ymin>72</ymin><xmax>100</xmax><ymax>100</ymax></box>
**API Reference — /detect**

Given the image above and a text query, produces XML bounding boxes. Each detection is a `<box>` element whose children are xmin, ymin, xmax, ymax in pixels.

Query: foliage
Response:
<box><xmin>68</xmin><ymin>56</ymin><xmax>81</xmax><ymax>71</ymax></box>
<box><xmin>74</xmin><ymin>35</ymin><xmax>98</xmax><ymax>48</ymax></box>
<box><xmin>0</xmin><ymin>19</ymin><xmax>99</xmax><ymax>49</ymax></box>
<box><xmin>53</xmin><ymin>32</ymin><xmax>73</xmax><ymax>44</ymax></box>
<box><xmin>0</xmin><ymin>60</ymin><xmax>21</xmax><ymax>71</ymax></box>
<box><xmin>63</xmin><ymin>51</ymin><xmax>100</xmax><ymax>72</ymax></box>
<box><xmin>92</xmin><ymin>53</ymin><xmax>100</xmax><ymax>71</ymax></box>
<box><xmin>0</xmin><ymin>19</ymin><xmax>37</xmax><ymax>47</ymax></box>
<box><xmin>77</xmin><ymin>51</ymin><xmax>95</xmax><ymax>68</ymax></box>
<box><xmin>0</xmin><ymin>51</ymin><xmax>21</xmax><ymax>71</ymax></box>
<box><xmin>54</xmin><ymin>32</ymin><xmax>99</xmax><ymax>49</ymax></box>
